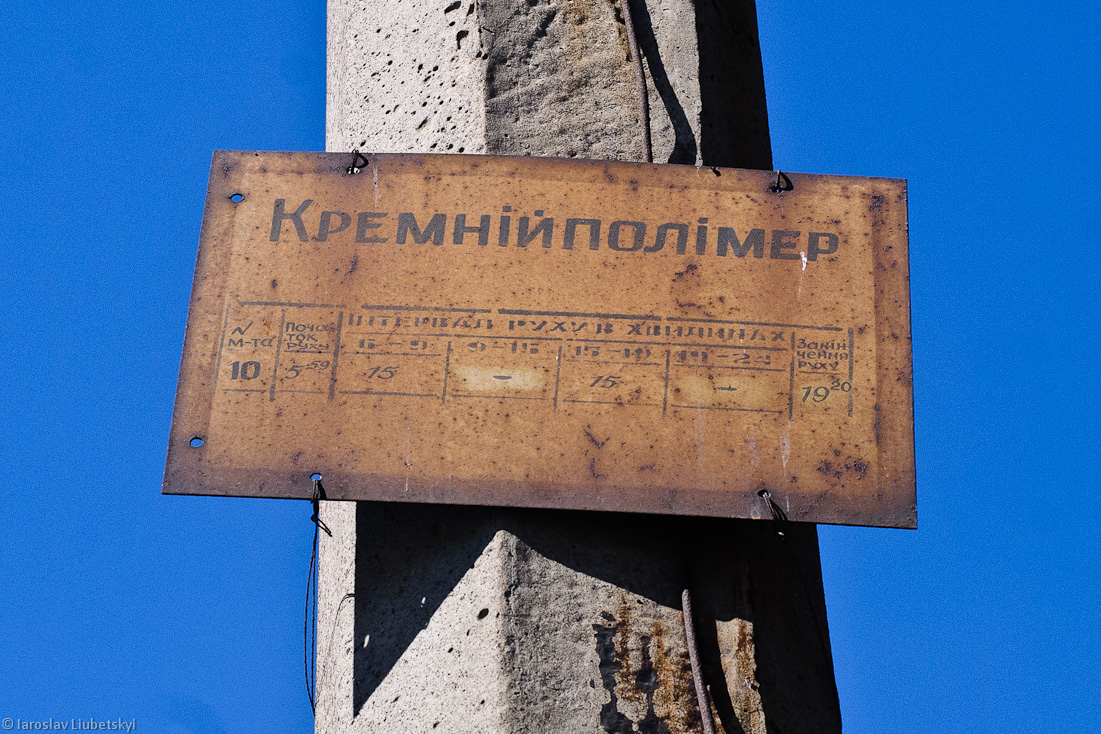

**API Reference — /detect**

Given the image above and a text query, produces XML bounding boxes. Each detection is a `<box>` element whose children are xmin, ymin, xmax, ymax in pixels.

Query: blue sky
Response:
<box><xmin>1</xmin><ymin>1</ymin><xmax>1098</xmax><ymax>732</ymax></box>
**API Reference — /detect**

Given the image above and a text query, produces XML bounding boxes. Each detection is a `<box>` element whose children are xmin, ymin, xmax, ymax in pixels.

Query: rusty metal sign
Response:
<box><xmin>164</xmin><ymin>151</ymin><xmax>914</xmax><ymax>527</ymax></box>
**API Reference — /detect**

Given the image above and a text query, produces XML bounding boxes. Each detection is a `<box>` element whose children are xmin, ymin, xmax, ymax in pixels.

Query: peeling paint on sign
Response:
<box><xmin>164</xmin><ymin>151</ymin><xmax>915</xmax><ymax>528</ymax></box>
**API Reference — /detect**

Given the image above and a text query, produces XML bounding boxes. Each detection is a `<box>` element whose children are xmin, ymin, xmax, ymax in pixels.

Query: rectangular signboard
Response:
<box><xmin>164</xmin><ymin>151</ymin><xmax>914</xmax><ymax>527</ymax></box>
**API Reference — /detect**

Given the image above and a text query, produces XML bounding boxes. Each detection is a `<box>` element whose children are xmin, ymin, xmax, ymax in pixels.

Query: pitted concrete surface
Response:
<box><xmin>327</xmin><ymin>0</ymin><xmax>488</xmax><ymax>154</ymax></box>
<box><xmin>327</xmin><ymin>0</ymin><xmax>717</xmax><ymax>164</ymax></box>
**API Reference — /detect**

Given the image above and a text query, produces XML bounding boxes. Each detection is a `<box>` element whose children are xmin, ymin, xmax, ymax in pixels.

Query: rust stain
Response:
<box><xmin>165</xmin><ymin>151</ymin><xmax>914</xmax><ymax>529</ymax></box>
<box><xmin>672</xmin><ymin>263</ymin><xmax>699</xmax><ymax>281</ymax></box>
<box><xmin>592</xmin><ymin>603</ymin><xmax>693</xmax><ymax>734</ymax></box>
<box><xmin>584</xmin><ymin>425</ymin><xmax>608</xmax><ymax>449</ymax></box>
<box><xmin>817</xmin><ymin>456</ymin><xmax>868</xmax><ymax>481</ymax></box>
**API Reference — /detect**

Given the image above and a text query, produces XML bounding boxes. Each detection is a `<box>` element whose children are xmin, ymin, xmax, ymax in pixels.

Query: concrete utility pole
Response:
<box><xmin>317</xmin><ymin>1</ymin><xmax>841</xmax><ymax>732</ymax></box>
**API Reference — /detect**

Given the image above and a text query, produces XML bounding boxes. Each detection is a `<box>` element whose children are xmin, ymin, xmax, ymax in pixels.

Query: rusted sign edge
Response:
<box><xmin>164</xmin><ymin>151</ymin><xmax>916</xmax><ymax>528</ymax></box>
<box><xmin>163</xmin><ymin>151</ymin><xmax>243</xmax><ymax>498</ymax></box>
<box><xmin>871</xmin><ymin>181</ymin><xmax>916</xmax><ymax>527</ymax></box>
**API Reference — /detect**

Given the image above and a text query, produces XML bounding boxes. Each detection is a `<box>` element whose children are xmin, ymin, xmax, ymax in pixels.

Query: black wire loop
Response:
<box><xmin>757</xmin><ymin>489</ymin><xmax>788</xmax><ymax>536</ymax></box>
<box><xmin>311</xmin><ymin>479</ymin><xmax>332</xmax><ymax>537</ymax></box>
<box><xmin>346</xmin><ymin>150</ymin><xmax>369</xmax><ymax>175</ymax></box>
<box><xmin>769</xmin><ymin>170</ymin><xmax>793</xmax><ymax>193</ymax></box>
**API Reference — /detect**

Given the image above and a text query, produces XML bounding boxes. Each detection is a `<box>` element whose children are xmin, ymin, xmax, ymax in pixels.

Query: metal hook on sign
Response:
<box><xmin>769</xmin><ymin>170</ymin><xmax>793</xmax><ymax>194</ymax></box>
<box><xmin>757</xmin><ymin>489</ymin><xmax>787</xmax><ymax>536</ymax></box>
<box><xmin>346</xmin><ymin>150</ymin><xmax>369</xmax><ymax>175</ymax></box>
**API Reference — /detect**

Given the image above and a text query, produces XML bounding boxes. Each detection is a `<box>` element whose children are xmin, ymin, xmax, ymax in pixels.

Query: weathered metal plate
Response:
<box><xmin>164</xmin><ymin>151</ymin><xmax>914</xmax><ymax>527</ymax></box>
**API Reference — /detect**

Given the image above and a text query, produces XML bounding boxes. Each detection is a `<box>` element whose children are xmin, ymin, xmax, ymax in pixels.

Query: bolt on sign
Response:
<box><xmin>164</xmin><ymin>151</ymin><xmax>914</xmax><ymax>528</ymax></box>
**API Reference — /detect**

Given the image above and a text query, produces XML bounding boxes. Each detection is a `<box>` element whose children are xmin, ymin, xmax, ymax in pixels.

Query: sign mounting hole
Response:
<box><xmin>311</xmin><ymin>473</ymin><xmax>323</xmax><ymax>481</ymax></box>
<box><xmin>189</xmin><ymin>436</ymin><xmax>205</xmax><ymax>448</ymax></box>
<box><xmin>230</xmin><ymin>192</ymin><xmax>244</xmax><ymax>203</ymax></box>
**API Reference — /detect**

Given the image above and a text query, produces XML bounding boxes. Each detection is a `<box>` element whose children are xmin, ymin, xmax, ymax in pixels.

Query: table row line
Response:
<box><xmin>213</xmin><ymin>338</ymin><xmax>856</xmax><ymax>418</ymax></box>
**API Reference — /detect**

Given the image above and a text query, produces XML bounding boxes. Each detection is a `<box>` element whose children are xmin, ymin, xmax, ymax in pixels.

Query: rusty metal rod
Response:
<box><xmin>620</xmin><ymin>0</ymin><xmax>652</xmax><ymax>163</ymax></box>
<box><xmin>682</xmin><ymin>588</ymin><xmax>716</xmax><ymax>734</ymax></box>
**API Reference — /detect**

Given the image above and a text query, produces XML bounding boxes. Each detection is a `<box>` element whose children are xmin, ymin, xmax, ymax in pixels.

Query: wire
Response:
<box><xmin>305</xmin><ymin>478</ymin><xmax>332</xmax><ymax>714</ymax></box>
<box><xmin>682</xmin><ymin>588</ymin><xmax>717</xmax><ymax>734</ymax></box>
<box><xmin>620</xmin><ymin>0</ymin><xmax>652</xmax><ymax>163</ymax></box>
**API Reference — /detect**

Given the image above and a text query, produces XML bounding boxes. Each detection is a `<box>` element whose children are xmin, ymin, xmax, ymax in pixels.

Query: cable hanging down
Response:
<box><xmin>305</xmin><ymin>475</ymin><xmax>332</xmax><ymax>714</ymax></box>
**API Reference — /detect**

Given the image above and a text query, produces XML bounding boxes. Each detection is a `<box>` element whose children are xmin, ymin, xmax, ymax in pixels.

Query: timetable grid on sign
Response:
<box><xmin>213</xmin><ymin>302</ymin><xmax>856</xmax><ymax>420</ymax></box>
